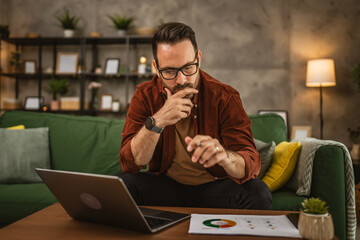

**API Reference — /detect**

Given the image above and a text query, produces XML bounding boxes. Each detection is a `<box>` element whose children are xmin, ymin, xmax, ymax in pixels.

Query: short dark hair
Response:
<box><xmin>152</xmin><ymin>22</ymin><xmax>198</xmax><ymax>63</ymax></box>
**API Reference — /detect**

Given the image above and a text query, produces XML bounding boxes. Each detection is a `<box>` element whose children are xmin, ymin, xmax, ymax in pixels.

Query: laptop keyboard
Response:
<box><xmin>144</xmin><ymin>216</ymin><xmax>173</xmax><ymax>229</ymax></box>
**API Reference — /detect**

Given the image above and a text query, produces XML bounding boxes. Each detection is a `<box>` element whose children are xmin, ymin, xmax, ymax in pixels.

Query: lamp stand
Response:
<box><xmin>319</xmin><ymin>85</ymin><xmax>323</xmax><ymax>139</ymax></box>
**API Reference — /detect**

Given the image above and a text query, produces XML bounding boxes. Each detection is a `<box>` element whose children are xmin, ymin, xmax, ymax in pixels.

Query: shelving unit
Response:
<box><xmin>0</xmin><ymin>36</ymin><xmax>154</xmax><ymax>115</ymax></box>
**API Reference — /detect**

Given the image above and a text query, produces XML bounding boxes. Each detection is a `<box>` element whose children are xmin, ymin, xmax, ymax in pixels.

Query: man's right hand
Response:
<box><xmin>153</xmin><ymin>88</ymin><xmax>198</xmax><ymax>128</ymax></box>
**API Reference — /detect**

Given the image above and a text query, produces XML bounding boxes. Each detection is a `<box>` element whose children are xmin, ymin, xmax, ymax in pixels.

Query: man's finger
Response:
<box><xmin>173</xmin><ymin>88</ymin><xmax>198</xmax><ymax>98</ymax></box>
<box><xmin>164</xmin><ymin>88</ymin><xmax>172</xmax><ymax>99</ymax></box>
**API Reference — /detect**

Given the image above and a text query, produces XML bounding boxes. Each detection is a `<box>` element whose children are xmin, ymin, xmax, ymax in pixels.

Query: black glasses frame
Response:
<box><xmin>156</xmin><ymin>55</ymin><xmax>199</xmax><ymax>80</ymax></box>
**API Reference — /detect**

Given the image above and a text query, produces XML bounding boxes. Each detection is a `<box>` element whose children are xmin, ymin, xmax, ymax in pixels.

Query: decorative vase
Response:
<box><xmin>117</xmin><ymin>30</ymin><xmax>126</xmax><ymax>37</ymax></box>
<box><xmin>351</xmin><ymin>144</ymin><xmax>360</xmax><ymax>161</ymax></box>
<box><xmin>90</xmin><ymin>88</ymin><xmax>99</xmax><ymax>111</ymax></box>
<box><xmin>64</xmin><ymin>29</ymin><xmax>74</xmax><ymax>38</ymax></box>
<box><xmin>298</xmin><ymin>212</ymin><xmax>334</xmax><ymax>240</ymax></box>
<box><xmin>50</xmin><ymin>100</ymin><xmax>60</xmax><ymax>111</ymax></box>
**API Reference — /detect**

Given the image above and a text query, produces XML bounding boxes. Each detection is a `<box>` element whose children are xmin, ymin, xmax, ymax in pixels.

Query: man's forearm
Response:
<box><xmin>130</xmin><ymin>126</ymin><xmax>161</xmax><ymax>166</ymax></box>
<box><xmin>222</xmin><ymin>151</ymin><xmax>246</xmax><ymax>179</ymax></box>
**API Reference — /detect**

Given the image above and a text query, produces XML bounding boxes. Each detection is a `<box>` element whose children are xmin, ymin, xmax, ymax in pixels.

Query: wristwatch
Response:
<box><xmin>145</xmin><ymin>116</ymin><xmax>164</xmax><ymax>133</ymax></box>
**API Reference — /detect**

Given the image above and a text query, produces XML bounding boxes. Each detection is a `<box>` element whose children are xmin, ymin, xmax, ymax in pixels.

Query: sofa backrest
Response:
<box><xmin>249</xmin><ymin>113</ymin><xmax>287</xmax><ymax>144</ymax></box>
<box><xmin>0</xmin><ymin>111</ymin><xmax>287</xmax><ymax>175</ymax></box>
<box><xmin>0</xmin><ymin>111</ymin><xmax>124</xmax><ymax>175</ymax></box>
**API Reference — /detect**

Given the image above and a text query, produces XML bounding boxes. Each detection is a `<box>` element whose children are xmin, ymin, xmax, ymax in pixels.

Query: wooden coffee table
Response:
<box><xmin>0</xmin><ymin>203</ymin><xmax>336</xmax><ymax>240</ymax></box>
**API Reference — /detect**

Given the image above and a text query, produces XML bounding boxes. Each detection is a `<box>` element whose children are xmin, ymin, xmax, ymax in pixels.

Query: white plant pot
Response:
<box><xmin>298</xmin><ymin>212</ymin><xmax>334</xmax><ymax>240</ymax></box>
<box><xmin>117</xmin><ymin>30</ymin><xmax>126</xmax><ymax>37</ymax></box>
<box><xmin>64</xmin><ymin>29</ymin><xmax>75</xmax><ymax>38</ymax></box>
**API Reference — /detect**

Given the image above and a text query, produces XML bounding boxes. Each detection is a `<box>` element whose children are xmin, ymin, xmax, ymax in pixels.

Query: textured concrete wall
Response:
<box><xmin>1</xmin><ymin>0</ymin><xmax>360</xmax><ymax>146</ymax></box>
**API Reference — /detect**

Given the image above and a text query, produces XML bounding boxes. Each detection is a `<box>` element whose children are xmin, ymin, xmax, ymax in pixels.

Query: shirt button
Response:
<box><xmin>194</xmin><ymin>115</ymin><xmax>197</xmax><ymax>119</ymax></box>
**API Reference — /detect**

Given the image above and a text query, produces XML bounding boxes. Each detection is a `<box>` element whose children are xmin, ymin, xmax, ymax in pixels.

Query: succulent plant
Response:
<box><xmin>301</xmin><ymin>197</ymin><xmax>328</xmax><ymax>215</ymax></box>
<box><xmin>44</xmin><ymin>77</ymin><xmax>69</xmax><ymax>100</ymax></box>
<box><xmin>56</xmin><ymin>9</ymin><xmax>80</xmax><ymax>30</ymax></box>
<box><xmin>108</xmin><ymin>15</ymin><xmax>134</xmax><ymax>30</ymax></box>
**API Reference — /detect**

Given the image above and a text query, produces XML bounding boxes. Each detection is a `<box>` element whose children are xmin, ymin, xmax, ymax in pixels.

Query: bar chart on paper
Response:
<box><xmin>188</xmin><ymin>214</ymin><xmax>301</xmax><ymax>238</ymax></box>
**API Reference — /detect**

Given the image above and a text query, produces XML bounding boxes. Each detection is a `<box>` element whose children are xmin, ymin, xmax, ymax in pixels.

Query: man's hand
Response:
<box><xmin>153</xmin><ymin>88</ymin><xmax>198</xmax><ymax>128</ymax></box>
<box><xmin>185</xmin><ymin>135</ymin><xmax>229</xmax><ymax>168</ymax></box>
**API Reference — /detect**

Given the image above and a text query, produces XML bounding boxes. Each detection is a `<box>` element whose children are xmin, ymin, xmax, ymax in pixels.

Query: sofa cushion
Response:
<box><xmin>0</xmin><ymin>127</ymin><xmax>51</xmax><ymax>183</ymax></box>
<box><xmin>262</xmin><ymin>141</ymin><xmax>301</xmax><ymax>192</ymax></box>
<box><xmin>254</xmin><ymin>138</ymin><xmax>276</xmax><ymax>179</ymax></box>
<box><xmin>0</xmin><ymin>111</ymin><xmax>124</xmax><ymax>176</ymax></box>
<box><xmin>0</xmin><ymin>183</ymin><xmax>57</xmax><ymax>227</ymax></box>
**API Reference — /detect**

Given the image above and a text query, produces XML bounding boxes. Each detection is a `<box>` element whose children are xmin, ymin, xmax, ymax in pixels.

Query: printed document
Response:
<box><xmin>188</xmin><ymin>214</ymin><xmax>301</xmax><ymax>238</ymax></box>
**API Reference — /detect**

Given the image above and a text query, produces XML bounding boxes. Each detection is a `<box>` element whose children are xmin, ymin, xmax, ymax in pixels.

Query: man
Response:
<box><xmin>120</xmin><ymin>22</ymin><xmax>271</xmax><ymax>210</ymax></box>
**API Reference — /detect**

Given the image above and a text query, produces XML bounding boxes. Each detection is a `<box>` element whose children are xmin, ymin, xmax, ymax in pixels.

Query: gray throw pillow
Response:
<box><xmin>254</xmin><ymin>138</ymin><xmax>276</xmax><ymax>179</ymax></box>
<box><xmin>0</xmin><ymin>127</ymin><xmax>51</xmax><ymax>183</ymax></box>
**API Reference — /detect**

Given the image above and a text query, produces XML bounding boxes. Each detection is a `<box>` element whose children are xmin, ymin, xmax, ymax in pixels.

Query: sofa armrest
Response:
<box><xmin>311</xmin><ymin>146</ymin><xmax>346</xmax><ymax>240</ymax></box>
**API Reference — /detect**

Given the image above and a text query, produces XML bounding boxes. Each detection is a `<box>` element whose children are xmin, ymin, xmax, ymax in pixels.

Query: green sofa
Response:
<box><xmin>0</xmin><ymin>111</ymin><xmax>349</xmax><ymax>239</ymax></box>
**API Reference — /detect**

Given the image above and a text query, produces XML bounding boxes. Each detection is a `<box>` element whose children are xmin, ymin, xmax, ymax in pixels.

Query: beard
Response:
<box><xmin>169</xmin><ymin>75</ymin><xmax>200</xmax><ymax>99</ymax></box>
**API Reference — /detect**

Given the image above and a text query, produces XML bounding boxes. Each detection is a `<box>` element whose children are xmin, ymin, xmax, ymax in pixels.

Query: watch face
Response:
<box><xmin>145</xmin><ymin>116</ymin><xmax>154</xmax><ymax>130</ymax></box>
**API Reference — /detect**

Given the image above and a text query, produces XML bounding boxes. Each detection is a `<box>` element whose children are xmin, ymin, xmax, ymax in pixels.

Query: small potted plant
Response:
<box><xmin>0</xmin><ymin>24</ymin><xmax>10</xmax><ymax>39</ymax></box>
<box><xmin>108</xmin><ymin>14</ymin><xmax>134</xmax><ymax>36</ymax></box>
<box><xmin>44</xmin><ymin>77</ymin><xmax>69</xmax><ymax>111</ymax></box>
<box><xmin>56</xmin><ymin>9</ymin><xmax>80</xmax><ymax>38</ymax></box>
<box><xmin>9</xmin><ymin>51</ymin><xmax>21</xmax><ymax>73</ymax></box>
<box><xmin>298</xmin><ymin>197</ymin><xmax>334</xmax><ymax>240</ymax></box>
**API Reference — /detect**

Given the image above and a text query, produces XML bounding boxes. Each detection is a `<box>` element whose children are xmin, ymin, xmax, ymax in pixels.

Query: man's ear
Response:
<box><xmin>153</xmin><ymin>59</ymin><xmax>160</xmax><ymax>77</ymax></box>
<box><xmin>197</xmin><ymin>50</ymin><xmax>202</xmax><ymax>68</ymax></box>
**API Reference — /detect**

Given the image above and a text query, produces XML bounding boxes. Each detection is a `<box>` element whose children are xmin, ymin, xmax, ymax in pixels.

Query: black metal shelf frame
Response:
<box><xmin>0</xmin><ymin>36</ymin><xmax>153</xmax><ymax>115</ymax></box>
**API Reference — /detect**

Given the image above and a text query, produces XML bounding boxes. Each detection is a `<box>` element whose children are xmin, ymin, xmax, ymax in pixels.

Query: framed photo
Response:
<box><xmin>104</xmin><ymin>58</ymin><xmax>120</xmax><ymax>74</ymax></box>
<box><xmin>291</xmin><ymin>126</ymin><xmax>312</xmax><ymax>140</ymax></box>
<box><xmin>258</xmin><ymin>110</ymin><xmax>289</xmax><ymax>136</ymax></box>
<box><xmin>56</xmin><ymin>52</ymin><xmax>78</xmax><ymax>74</ymax></box>
<box><xmin>24</xmin><ymin>60</ymin><xmax>37</xmax><ymax>74</ymax></box>
<box><xmin>24</xmin><ymin>96</ymin><xmax>44</xmax><ymax>110</ymax></box>
<box><xmin>100</xmin><ymin>94</ymin><xmax>113</xmax><ymax>111</ymax></box>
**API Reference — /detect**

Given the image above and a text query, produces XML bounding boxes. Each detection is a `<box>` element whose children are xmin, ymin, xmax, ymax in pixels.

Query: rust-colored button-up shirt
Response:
<box><xmin>120</xmin><ymin>70</ymin><xmax>260</xmax><ymax>184</ymax></box>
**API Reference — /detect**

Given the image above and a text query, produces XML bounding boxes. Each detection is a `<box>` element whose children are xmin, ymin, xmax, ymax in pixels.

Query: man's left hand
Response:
<box><xmin>185</xmin><ymin>135</ymin><xmax>229</xmax><ymax>168</ymax></box>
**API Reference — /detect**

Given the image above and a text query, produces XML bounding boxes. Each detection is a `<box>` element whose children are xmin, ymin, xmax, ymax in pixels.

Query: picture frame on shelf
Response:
<box><xmin>100</xmin><ymin>94</ymin><xmax>113</xmax><ymax>111</ymax></box>
<box><xmin>24</xmin><ymin>60</ymin><xmax>37</xmax><ymax>74</ymax></box>
<box><xmin>258</xmin><ymin>110</ymin><xmax>289</xmax><ymax>136</ymax></box>
<box><xmin>24</xmin><ymin>96</ymin><xmax>44</xmax><ymax>110</ymax></box>
<box><xmin>56</xmin><ymin>52</ymin><xmax>78</xmax><ymax>74</ymax></box>
<box><xmin>104</xmin><ymin>58</ymin><xmax>120</xmax><ymax>75</ymax></box>
<box><xmin>291</xmin><ymin>126</ymin><xmax>312</xmax><ymax>140</ymax></box>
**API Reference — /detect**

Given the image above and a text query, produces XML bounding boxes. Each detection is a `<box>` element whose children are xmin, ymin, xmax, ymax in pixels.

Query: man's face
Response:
<box><xmin>153</xmin><ymin>40</ymin><xmax>202</xmax><ymax>94</ymax></box>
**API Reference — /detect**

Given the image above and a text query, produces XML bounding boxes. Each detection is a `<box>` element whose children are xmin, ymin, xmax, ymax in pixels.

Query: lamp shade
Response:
<box><xmin>306</xmin><ymin>59</ymin><xmax>336</xmax><ymax>87</ymax></box>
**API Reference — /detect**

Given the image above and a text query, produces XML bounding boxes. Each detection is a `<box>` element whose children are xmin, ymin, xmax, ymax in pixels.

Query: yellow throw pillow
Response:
<box><xmin>262</xmin><ymin>141</ymin><xmax>301</xmax><ymax>192</ymax></box>
<box><xmin>6</xmin><ymin>125</ymin><xmax>25</xmax><ymax>130</ymax></box>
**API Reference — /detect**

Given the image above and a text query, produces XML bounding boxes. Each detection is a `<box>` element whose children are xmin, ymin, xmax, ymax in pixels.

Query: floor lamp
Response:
<box><xmin>306</xmin><ymin>59</ymin><xmax>336</xmax><ymax>139</ymax></box>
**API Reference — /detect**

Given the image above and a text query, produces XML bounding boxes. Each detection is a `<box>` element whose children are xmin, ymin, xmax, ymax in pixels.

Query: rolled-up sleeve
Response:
<box><xmin>119</xmin><ymin>89</ymin><xmax>149</xmax><ymax>173</ymax></box>
<box><xmin>219</xmin><ymin>93</ymin><xmax>260</xmax><ymax>184</ymax></box>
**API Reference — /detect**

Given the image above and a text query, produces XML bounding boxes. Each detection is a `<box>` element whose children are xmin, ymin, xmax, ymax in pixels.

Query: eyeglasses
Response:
<box><xmin>156</xmin><ymin>55</ymin><xmax>199</xmax><ymax>80</ymax></box>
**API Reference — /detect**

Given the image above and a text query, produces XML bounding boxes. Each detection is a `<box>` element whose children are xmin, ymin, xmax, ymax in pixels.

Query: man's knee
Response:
<box><xmin>231</xmin><ymin>179</ymin><xmax>272</xmax><ymax>210</ymax></box>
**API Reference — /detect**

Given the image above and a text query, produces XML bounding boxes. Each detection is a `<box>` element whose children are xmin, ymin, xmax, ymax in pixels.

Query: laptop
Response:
<box><xmin>35</xmin><ymin>168</ymin><xmax>190</xmax><ymax>233</ymax></box>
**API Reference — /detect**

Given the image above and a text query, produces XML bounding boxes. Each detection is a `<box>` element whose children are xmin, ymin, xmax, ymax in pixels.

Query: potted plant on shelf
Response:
<box><xmin>108</xmin><ymin>14</ymin><xmax>134</xmax><ymax>36</ymax></box>
<box><xmin>9</xmin><ymin>51</ymin><xmax>21</xmax><ymax>73</ymax></box>
<box><xmin>44</xmin><ymin>77</ymin><xmax>69</xmax><ymax>111</ymax></box>
<box><xmin>0</xmin><ymin>24</ymin><xmax>10</xmax><ymax>39</ymax></box>
<box><xmin>298</xmin><ymin>197</ymin><xmax>334</xmax><ymax>240</ymax></box>
<box><xmin>56</xmin><ymin>9</ymin><xmax>80</xmax><ymax>38</ymax></box>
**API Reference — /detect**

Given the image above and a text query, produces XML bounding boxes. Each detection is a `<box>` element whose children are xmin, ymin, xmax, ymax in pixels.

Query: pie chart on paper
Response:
<box><xmin>203</xmin><ymin>219</ymin><xmax>237</xmax><ymax>228</ymax></box>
